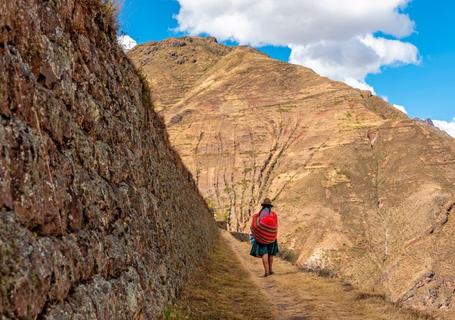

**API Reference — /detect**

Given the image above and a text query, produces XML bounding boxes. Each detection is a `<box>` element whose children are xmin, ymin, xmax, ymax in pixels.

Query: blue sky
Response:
<box><xmin>118</xmin><ymin>0</ymin><xmax>454</xmax><ymax>134</ymax></box>
<box><xmin>367</xmin><ymin>1</ymin><xmax>455</xmax><ymax>121</ymax></box>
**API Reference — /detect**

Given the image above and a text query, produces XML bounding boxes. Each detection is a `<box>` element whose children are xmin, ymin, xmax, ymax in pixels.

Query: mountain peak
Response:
<box><xmin>130</xmin><ymin>37</ymin><xmax>455</xmax><ymax>313</ymax></box>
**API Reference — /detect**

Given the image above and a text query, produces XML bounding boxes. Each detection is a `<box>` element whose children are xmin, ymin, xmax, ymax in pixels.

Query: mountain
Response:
<box><xmin>130</xmin><ymin>36</ymin><xmax>455</xmax><ymax>313</ymax></box>
<box><xmin>0</xmin><ymin>2</ymin><xmax>216</xmax><ymax>319</ymax></box>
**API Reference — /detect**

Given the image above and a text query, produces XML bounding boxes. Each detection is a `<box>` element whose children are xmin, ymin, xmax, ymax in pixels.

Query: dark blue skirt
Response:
<box><xmin>250</xmin><ymin>240</ymin><xmax>279</xmax><ymax>257</ymax></box>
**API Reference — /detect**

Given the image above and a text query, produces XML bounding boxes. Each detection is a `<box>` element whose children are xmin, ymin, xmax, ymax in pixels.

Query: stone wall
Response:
<box><xmin>0</xmin><ymin>0</ymin><xmax>217</xmax><ymax>318</ymax></box>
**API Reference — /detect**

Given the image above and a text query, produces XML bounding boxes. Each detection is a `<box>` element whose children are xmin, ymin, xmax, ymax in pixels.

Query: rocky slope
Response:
<box><xmin>0</xmin><ymin>2</ymin><xmax>216</xmax><ymax>319</ymax></box>
<box><xmin>130</xmin><ymin>36</ymin><xmax>455</xmax><ymax>313</ymax></box>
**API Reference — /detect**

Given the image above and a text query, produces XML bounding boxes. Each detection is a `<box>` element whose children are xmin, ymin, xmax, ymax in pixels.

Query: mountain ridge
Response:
<box><xmin>130</xmin><ymin>36</ymin><xmax>455</xmax><ymax>314</ymax></box>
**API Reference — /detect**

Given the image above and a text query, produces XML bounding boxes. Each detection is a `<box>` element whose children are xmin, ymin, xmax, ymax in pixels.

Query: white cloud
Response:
<box><xmin>176</xmin><ymin>0</ymin><xmax>419</xmax><ymax>93</ymax></box>
<box><xmin>344</xmin><ymin>78</ymin><xmax>376</xmax><ymax>94</ymax></box>
<box><xmin>117</xmin><ymin>34</ymin><xmax>137</xmax><ymax>52</ymax></box>
<box><xmin>393</xmin><ymin>104</ymin><xmax>407</xmax><ymax>114</ymax></box>
<box><xmin>433</xmin><ymin>119</ymin><xmax>455</xmax><ymax>138</ymax></box>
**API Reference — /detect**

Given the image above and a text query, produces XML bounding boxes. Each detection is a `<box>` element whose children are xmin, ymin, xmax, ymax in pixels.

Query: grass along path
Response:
<box><xmin>164</xmin><ymin>233</ymin><xmax>275</xmax><ymax>320</ymax></box>
<box><xmin>222</xmin><ymin>230</ymin><xmax>435</xmax><ymax>320</ymax></box>
<box><xmin>166</xmin><ymin>230</ymin><xmax>438</xmax><ymax>319</ymax></box>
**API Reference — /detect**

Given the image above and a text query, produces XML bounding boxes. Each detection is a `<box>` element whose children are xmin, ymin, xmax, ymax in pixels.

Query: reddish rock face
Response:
<box><xmin>130</xmin><ymin>37</ymin><xmax>455</xmax><ymax>313</ymax></box>
<box><xmin>0</xmin><ymin>2</ymin><xmax>216</xmax><ymax>319</ymax></box>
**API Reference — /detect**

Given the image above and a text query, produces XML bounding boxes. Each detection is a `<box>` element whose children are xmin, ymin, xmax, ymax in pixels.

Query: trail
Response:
<box><xmin>221</xmin><ymin>231</ymin><xmax>430</xmax><ymax>320</ymax></box>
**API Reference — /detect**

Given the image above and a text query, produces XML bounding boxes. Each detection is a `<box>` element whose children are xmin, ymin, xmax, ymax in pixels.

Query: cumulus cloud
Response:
<box><xmin>392</xmin><ymin>104</ymin><xmax>407</xmax><ymax>114</ymax></box>
<box><xmin>176</xmin><ymin>0</ymin><xmax>419</xmax><ymax>92</ymax></box>
<box><xmin>344</xmin><ymin>78</ymin><xmax>376</xmax><ymax>94</ymax></box>
<box><xmin>117</xmin><ymin>34</ymin><xmax>137</xmax><ymax>52</ymax></box>
<box><xmin>433</xmin><ymin>119</ymin><xmax>455</xmax><ymax>138</ymax></box>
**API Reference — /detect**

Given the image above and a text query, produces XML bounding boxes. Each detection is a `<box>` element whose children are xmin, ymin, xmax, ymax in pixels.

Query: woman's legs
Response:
<box><xmin>268</xmin><ymin>255</ymin><xmax>274</xmax><ymax>274</ymax></box>
<box><xmin>261</xmin><ymin>254</ymin><xmax>270</xmax><ymax>275</ymax></box>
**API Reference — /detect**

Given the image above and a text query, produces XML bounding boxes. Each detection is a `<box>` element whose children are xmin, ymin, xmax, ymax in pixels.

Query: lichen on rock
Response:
<box><xmin>0</xmin><ymin>0</ymin><xmax>217</xmax><ymax>318</ymax></box>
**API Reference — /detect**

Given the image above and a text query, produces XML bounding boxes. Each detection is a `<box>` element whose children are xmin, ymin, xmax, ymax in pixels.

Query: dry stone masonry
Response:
<box><xmin>0</xmin><ymin>1</ymin><xmax>217</xmax><ymax>318</ymax></box>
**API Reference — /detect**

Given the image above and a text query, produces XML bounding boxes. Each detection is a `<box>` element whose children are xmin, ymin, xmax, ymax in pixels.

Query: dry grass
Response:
<box><xmin>164</xmin><ymin>232</ymin><xmax>440</xmax><ymax>320</ymax></box>
<box><xmin>163</xmin><ymin>234</ymin><xmax>274</xmax><ymax>320</ymax></box>
<box><xmin>224</xmin><ymin>232</ymin><xmax>436</xmax><ymax>320</ymax></box>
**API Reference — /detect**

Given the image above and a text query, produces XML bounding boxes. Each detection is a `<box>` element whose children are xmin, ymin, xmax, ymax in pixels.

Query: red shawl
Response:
<box><xmin>250</xmin><ymin>211</ymin><xmax>278</xmax><ymax>244</ymax></box>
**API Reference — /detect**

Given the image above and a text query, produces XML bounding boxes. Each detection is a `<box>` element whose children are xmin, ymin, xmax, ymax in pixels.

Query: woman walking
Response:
<box><xmin>250</xmin><ymin>198</ymin><xmax>279</xmax><ymax>277</ymax></box>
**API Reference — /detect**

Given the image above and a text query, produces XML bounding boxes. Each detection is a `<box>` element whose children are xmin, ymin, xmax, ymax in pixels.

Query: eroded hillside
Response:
<box><xmin>130</xmin><ymin>36</ymin><xmax>455</xmax><ymax>313</ymax></box>
<box><xmin>0</xmin><ymin>2</ymin><xmax>216</xmax><ymax>319</ymax></box>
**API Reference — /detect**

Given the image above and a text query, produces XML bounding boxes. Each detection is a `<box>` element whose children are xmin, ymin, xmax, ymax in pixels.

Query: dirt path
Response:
<box><xmin>222</xmin><ymin>231</ymin><xmax>433</xmax><ymax>320</ymax></box>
